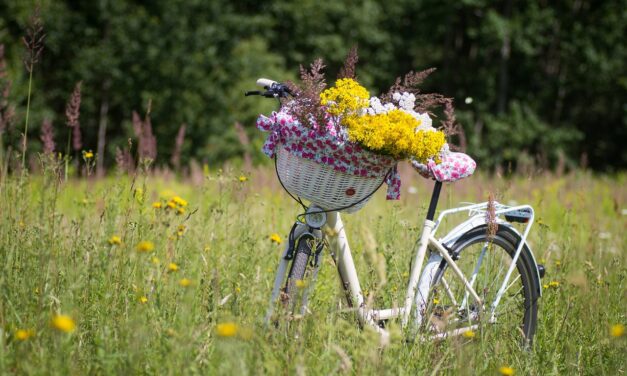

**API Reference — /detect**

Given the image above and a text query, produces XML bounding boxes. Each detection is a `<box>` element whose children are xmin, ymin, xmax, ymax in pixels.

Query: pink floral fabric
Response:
<box><xmin>412</xmin><ymin>152</ymin><xmax>476</xmax><ymax>182</ymax></box>
<box><xmin>256</xmin><ymin>110</ymin><xmax>401</xmax><ymax>199</ymax></box>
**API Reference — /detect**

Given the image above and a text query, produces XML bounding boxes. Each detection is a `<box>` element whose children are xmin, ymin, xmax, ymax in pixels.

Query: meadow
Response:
<box><xmin>0</xmin><ymin>162</ymin><xmax>625</xmax><ymax>375</ymax></box>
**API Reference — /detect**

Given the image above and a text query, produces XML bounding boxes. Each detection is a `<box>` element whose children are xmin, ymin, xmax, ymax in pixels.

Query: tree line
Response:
<box><xmin>0</xmin><ymin>0</ymin><xmax>624</xmax><ymax>174</ymax></box>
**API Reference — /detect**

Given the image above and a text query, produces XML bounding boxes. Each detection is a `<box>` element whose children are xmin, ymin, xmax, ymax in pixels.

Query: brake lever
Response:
<box><xmin>245</xmin><ymin>90</ymin><xmax>261</xmax><ymax>96</ymax></box>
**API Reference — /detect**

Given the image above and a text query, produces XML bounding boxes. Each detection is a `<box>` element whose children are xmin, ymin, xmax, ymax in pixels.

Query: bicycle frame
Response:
<box><xmin>266</xmin><ymin>182</ymin><xmax>539</xmax><ymax>339</ymax></box>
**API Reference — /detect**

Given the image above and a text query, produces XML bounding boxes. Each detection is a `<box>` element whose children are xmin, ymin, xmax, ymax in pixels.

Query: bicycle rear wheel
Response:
<box><xmin>429</xmin><ymin>225</ymin><xmax>540</xmax><ymax>343</ymax></box>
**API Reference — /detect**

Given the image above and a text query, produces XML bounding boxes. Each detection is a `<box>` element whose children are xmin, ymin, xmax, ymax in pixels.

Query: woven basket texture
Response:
<box><xmin>276</xmin><ymin>146</ymin><xmax>386</xmax><ymax>213</ymax></box>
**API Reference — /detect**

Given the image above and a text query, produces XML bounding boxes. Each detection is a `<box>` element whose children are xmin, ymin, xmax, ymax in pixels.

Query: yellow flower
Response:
<box><xmin>432</xmin><ymin>298</ymin><xmax>440</xmax><ymax>305</ymax></box>
<box><xmin>238</xmin><ymin>175</ymin><xmax>248</xmax><ymax>182</ymax></box>
<box><xmin>152</xmin><ymin>201</ymin><xmax>162</xmax><ymax>209</ymax></box>
<box><xmin>139</xmin><ymin>296</ymin><xmax>148</xmax><ymax>304</ymax></box>
<box><xmin>168</xmin><ymin>263</ymin><xmax>179</xmax><ymax>272</ymax></box>
<box><xmin>166</xmin><ymin>201</ymin><xmax>177</xmax><ymax>209</ymax></box>
<box><xmin>136</xmin><ymin>241</ymin><xmax>155</xmax><ymax>253</ymax></box>
<box><xmin>269</xmin><ymin>233</ymin><xmax>282</xmax><ymax>244</ymax></box>
<box><xmin>82</xmin><ymin>150</ymin><xmax>94</xmax><ymax>159</ymax></box>
<box><xmin>179</xmin><ymin>278</ymin><xmax>192</xmax><ymax>287</ymax></box>
<box><xmin>610</xmin><ymin>324</ymin><xmax>625</xmax><ymax>338</ymax></box>
<box><xmin>216</xmin><ymin>322</ymin><xmax>238</xmax><ymax>337</ymax></box>
<box><xmin>15</xmin><ymin>329</ymin><xmax>35</xmax><ymax>341</ymax></box>
<box><xmin>462</xmin><ymin>330</ymin><xmax>476</xmax><ymax>339</ymax></box>
<box><xmin>344</xmin><ymin>109</ymin><xmax>446</xmax><ymax>162</ymax></box>
<box><xmin>177</xmin><ymin>207</ymin><xmax>186</xmax><ymax>216</ymax></box>
<box><xmin>176</xmin><ymin>225</ymin><xmax>186</xmax><ymax>237</ymax></box>
<box><xmin>172</xmin><ymin>196</ymin><xmax>188</xmax><ymax>207</ymax></box>
<box><xmin>108</xmin><ymin>235</ymin><xmax>122</xmax><ymax>245</ymax></box>
<box><xmin>51</xmin><ymin>314</ymin><xmax>76</xmax><ymax>333</ymax></box>
<box><xmin>151</xmin><ymin>257</ymin><xmax>160</xmax><ymax>265</ymax></box>
<box><xmin>295</xmin><ymin>280</ymin><xmax>307</xmax><ymax>289</ymax></box>
<box><xmin>499</xmin><ymin>366</ymin><xmax>514</xmax><ymax>376</ymax></box>
<box><xmin>555</xmin><ymin>260</ymin><xmax>561</xmax><ymax>267</ymax></box>
<box><xmin>548</xmin><ymin>281</ymin><xmax>560</xmax><ymax>288</ymax></box>
<box><xmin>320</xmin><ymin>78</ymin><xmax>370</xmax><ymax>117</ymax></box>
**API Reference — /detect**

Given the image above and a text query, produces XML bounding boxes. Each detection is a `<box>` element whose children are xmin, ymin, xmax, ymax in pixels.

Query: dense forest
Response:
<box><xmin>0</xmin><ymin>0</ymin><xmax>625</xmax><ymax>173</ymax></box>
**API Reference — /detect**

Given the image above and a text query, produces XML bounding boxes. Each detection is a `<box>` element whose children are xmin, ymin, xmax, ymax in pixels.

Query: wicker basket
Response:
<box><xmin>276</xmin><ymin>146</ymin><xmax>388</xmax><ymax>213</ymax></box>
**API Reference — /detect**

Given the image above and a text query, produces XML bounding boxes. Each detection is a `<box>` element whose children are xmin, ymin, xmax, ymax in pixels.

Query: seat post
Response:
<box><xmin>426</xmin><ymin>181</ymin><xmax>442</xmax><ymax>221</ymax></box>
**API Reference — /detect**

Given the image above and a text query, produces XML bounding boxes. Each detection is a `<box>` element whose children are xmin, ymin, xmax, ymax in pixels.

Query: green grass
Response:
<box><xmin>0</xmin><ymin>165</ymin><xmax>625</xmax><ymax>375</ymax></box>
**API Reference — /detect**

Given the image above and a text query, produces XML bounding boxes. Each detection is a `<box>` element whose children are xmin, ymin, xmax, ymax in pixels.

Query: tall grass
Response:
<box><xmin>0</xmin><ymin>165</ymin><xmax>624</xmax><ymax>375</ymax></box>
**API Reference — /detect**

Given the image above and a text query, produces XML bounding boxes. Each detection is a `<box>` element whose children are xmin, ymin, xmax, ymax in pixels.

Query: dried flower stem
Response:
<box><xmin>21</xmin><ymin>6</ymin><xmax>45</xmax><ymax>172</ymax></box>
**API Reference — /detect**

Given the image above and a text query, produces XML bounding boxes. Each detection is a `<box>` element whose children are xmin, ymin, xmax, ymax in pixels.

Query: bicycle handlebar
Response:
<box><xmin>245</xmin><ymin>78</ymin><xmax>293</xmax><ymax>98</ymax></box>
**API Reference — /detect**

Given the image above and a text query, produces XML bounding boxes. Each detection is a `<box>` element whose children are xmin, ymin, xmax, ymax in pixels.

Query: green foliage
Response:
<box><xmin>0</xmin><ymin>168</ymin><xmax>625</xmax><ymax>374</ymax></box>
<box><xmin>0</xmin><ymin>0</ymin><xmax>624</xmax><ymax>171</ymax></box>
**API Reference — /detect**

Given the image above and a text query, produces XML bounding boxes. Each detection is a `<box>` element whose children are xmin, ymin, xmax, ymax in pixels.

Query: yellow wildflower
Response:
<box><xmin>269</xmin><ymin>233</ymin><xmax>282</xmax><ymax>244</ymax></box>
<box><xmin>176</xmin><ymin>225</ymin><xmax>186</xmax><ymax>237</ymax></box>
<box><xmin>168</xmin><ymin>263</ymin><xmax>179</xmax><ymax>272</ymax></box>
<box><xmin>177</xmin><ymin>207</ymin><xmax>186</xmax><ymax>216</ymax></box>
<box><xmin>548</xmin><ymin>281</ymin><xmax>560</xmax><ymax>288</ymax></box>
<box><xmin>555</xmin><ymin>260</ymin><xmax>561</xmax><ymax>268</ymax></box>
<box><xmin>108</xmin><ymin>235</ymin><xmax>122</xmax><ymax>246</ymax></box>
<box><xmin>152</xmin><ymin>201</ymin><xmax>162</xmax><ymax>209</ymax></box>
<box><xmin>610</xmin><ymin>324</ymin><xmax>625</xmax><ymax>338</ymax></box>
<box><xmin>82</xmin><ymin>150</ymin><xmax>94</xmax><ymax>159</ymax></box>
<box><xmin>136</xmin><ymin>241</ymin><xmax>155</xmax><ymax>253</ymax></box>
<box><xmin>139</xmin><ymin>296</ymin><xmax>148</xmax><ymax>304</ymax></box>
<box><xmin>179</xmin><ymin>278</ymin><xmax>192</xmax><ymax>287</ymax></box>
<box><xmin>216</xmin><ymin>322</ymin><xmax>238</xmax><ymax>337</ymax></box>
<box><xmin>151</xmin><ymin>257</ymin><xmax>161</xmax><ymax>265</ymax></box>
<box><xmin>172</xmin><ymin>196</ymin><xmax>188</xmax><ymax>207</ymax></box>
<box><xmin>166</xmin><ymin>201</ymin><xmax>177</xmax><ymax>209</ymax></box>
<box><xmin>462</xmin><ymin>330</ymin><xmax>476</xmax><ymax>339</ymax></box>
<box><xmin>238</xmin><ymin>175</ymin><xmax>248</xmax><ymax>182</ymax></box>
<box><xmin>320</xmin><ymin>78</ymin><xmax>370</xmax><ymax>117</ymax></box>
<box><xmin>15</xmin><ymin>329</ymin><xmax>35</xmax><ymax>341</ymax></box>
<box><xmin>433</xmin><ymin>298</ymin><xmax>440</xmax><ymax>305</ymax></box>
<box><xmin>499</xmin><ymin>366</ymin><xmax>514</xmax><ymax>376</ymax></box>
<box><xmin>51</xmin><ymin>314</ymin><xmax>76</xmax><ymax>333</ymax></box>
<box><xmin>295</xmin><ymin>280</ymin><xmax>307</xmax><ymax>289</ymax></box>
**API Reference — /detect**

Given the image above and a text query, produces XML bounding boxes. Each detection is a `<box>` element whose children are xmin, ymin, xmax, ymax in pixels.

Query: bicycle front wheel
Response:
<box><xmin>429</xmin><ymin>225</ymin><xmax>540</xmax><ymax>343</ymax></box>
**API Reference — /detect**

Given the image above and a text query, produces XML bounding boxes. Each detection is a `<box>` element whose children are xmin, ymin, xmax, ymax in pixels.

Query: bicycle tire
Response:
<box><xmin>283</xmin><ymin>235</ymin><xmax>314</xmax><ymax>312</ymax></box>
<box><xmin>430</xmin><ymin>225</ymin><xmax>540</xmax><ymax>343</ymax></box>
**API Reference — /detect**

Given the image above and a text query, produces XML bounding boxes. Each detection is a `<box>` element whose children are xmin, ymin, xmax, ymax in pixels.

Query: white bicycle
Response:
<box><xmin>247</xmin><ymin>79</ymin><xmax>544</xmax><ymax>343</ymax></box>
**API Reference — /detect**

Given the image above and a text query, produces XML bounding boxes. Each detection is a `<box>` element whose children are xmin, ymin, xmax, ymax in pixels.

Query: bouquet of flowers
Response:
<box><xmin>256</xmin><ymin>47</ymin><xmax>471</xmax><ymax>210</ymax></box>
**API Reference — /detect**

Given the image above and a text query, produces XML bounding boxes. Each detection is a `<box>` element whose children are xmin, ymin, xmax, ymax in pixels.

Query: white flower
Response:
<box><xmin>392</xmin><ymin>92</ymin><xmax>402</xmax><ymax>101</ymax></box>
<box><xmin>415</xmin><ymin>112</ymin><xmax>433</xmax><ymax>130</ymax></box>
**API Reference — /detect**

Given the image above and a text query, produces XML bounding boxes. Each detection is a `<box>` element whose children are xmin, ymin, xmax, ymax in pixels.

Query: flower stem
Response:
<box><xmin>21</xmin><ymin>66</ymin><xmax>34</xmax><ymax>172</ymax></box>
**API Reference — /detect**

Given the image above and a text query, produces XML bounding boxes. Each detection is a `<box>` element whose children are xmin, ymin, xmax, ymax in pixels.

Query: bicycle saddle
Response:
<box><xmin>412</xmin><ymin>152</ymin><xmax>476</xmax><ymax>182</ymax></box>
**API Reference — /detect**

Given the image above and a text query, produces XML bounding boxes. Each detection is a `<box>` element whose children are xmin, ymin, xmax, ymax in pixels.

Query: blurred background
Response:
<box><xmin>0</xmin><ymin>0</ymin><xmax>625</xmax><ymax>175</ymax></box>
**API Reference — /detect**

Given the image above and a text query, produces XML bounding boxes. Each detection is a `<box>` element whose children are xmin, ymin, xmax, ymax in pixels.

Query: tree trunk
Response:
<box><xmin>497</xmin><ymin>0</ymin><xmax>513</xmax><ymax>114</ymax></box>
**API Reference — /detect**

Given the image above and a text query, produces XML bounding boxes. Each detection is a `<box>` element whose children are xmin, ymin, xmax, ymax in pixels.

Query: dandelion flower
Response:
<box><xmin>139</xmin><ymin>296</ymin><xmax>148</xmax><ymax>304</ymax></box>
<box><xmin>168</xmin><ymin>263</ymin><xmax>179</xmax><ymax>272</ymax></box>
<box><xmin>136</xmin><ymin>241</ymin><xmax>155</xmax><ymax>253</ymax></box>
<box><xmin>108</xmin><ymin>235</ymin><xmax>122</xmax><ymax>246</ymax></box>
<box><xmin>152</xmin><ymin>201</ymin><xmax>162</xmax><ymax>209</ymax></box>
<box><xmin>269</xmin><ymin>233</ymin><xmax>282</xmax><ymax>244</ymax></box>
<box><xmin>15</xmin><ymin>329</ymin><xmax>35</xmax><ymax>341</ymax></box>
<box><xmin>611</xmin><ymin>324</ymin><xmax>625</xmax><ymax>338</ymax></box>
<box><xmin>216</xmin><ymin>322</ymin><xmax>238</xmax><ymax>337</ymax></box>
<box><xmin>179</xmin><ymin>278</ymin><xmax>192</xmax><ymax>287</ymax></box>
<box><xmin>51</xmin><ymin>314</ymin><xmax>76</xmax><ymax>333</ymax></box>
<box><xmin>238</xmin><ymin>175</ymin><xmax>248</xmax><ymax>182</ymax></box>
<box><xmin>548</xmin><ymin>281</ymin><xmax>560</xmax><ymax>288</ymax></box>
<box><xmin>82</xmin><ymin>150</ymin><xmax>94</xmax><ymax>159</ymax></box>
<box><xmin>166</xmin><ymin>201</ymin><xmax>177</xmax><ymax>209</ymax></box>
<box><xmin>462</xmin><ymin>330</ymin><xmax>476</xmax><ymax>339</ymax></box>
<box><xmin>499</xmin><ymin>366</ymin><xmax>514</xmax><ymax>376</ymax></box>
